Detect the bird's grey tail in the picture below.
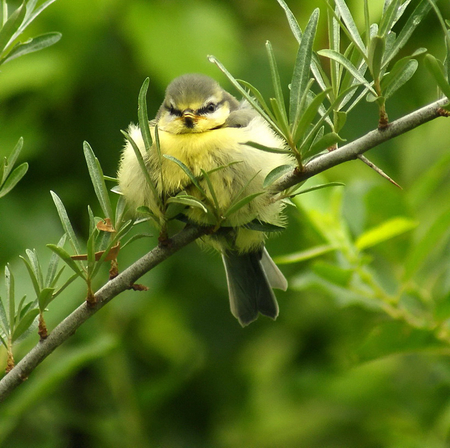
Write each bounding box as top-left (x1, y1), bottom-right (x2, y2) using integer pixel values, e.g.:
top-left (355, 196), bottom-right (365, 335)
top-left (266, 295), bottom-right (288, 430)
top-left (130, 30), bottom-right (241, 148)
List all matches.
top-left (221, 247), bottom-right (287, 327)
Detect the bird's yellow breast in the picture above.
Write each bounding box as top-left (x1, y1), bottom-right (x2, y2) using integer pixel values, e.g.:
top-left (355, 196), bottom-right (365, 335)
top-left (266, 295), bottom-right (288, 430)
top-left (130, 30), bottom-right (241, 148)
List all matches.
top-left (152, 127), bottom-right (243, 192)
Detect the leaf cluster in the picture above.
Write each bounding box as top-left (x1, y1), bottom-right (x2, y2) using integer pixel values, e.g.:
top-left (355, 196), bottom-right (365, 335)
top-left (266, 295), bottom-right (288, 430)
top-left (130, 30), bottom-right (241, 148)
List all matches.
top-left (0, 0), bottom-right (61, 66)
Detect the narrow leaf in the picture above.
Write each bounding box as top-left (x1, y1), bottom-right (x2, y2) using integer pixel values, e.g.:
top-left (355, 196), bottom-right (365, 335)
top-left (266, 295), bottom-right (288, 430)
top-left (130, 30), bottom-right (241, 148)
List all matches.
top-left (138, 77), bottom-right (152, 151)
top-left (368, 35), bottom-right (385, 81)
top-left (318, 49), bottom-right (376, 94)
top-left (355, 217), bottom-right (418, 251)
top-left (83, 141), bottom-right (113, 220)
top-left (309, 132), bottom-right (345, 155)
top-left (292, 88), bottom-right (330, 146)
top-left (290, 8), bottom-right (319, 124)
top-left (208, 56), bottom-right (284, 136)
top-left (236, 79), bottom-right (277, 123)
top-left (163, 154), bottom-right (205, 193)
top-left (3, 32), bottom-right (61, 63)
top-left (0, 2), bottom-right (25, 55)
top-left (244, 141), bottom-right (291, 154)
top-left (289, 182), bottom-right (345, 198)
top-left (274, 244), bottom-right (336, 264)
top-left (12, 308), bottom-right (39, 342)
top-left (200, 169), bottom-right (220, 211)
top-left (46, 244), bottom-right (85, 278)
top-left (382, 58), bottom-right (418, 99)
top-left (333, 0), bottom-right (366, 56)
top-left (243, 220), bottom-right (285, 233)
top-left (0, 296), bottom-right (9, 334)
top-left (263, 164), bottom-right (293, 188)
top-left (276, 0), bottom-right (302, 43)
top-left (424, 54), bottom-right (450, 101)
top-left (266, 40), bottom-right (288, 127)
top-left (166, 195), bottom-right (208, 213)
top-left (5, 265), bottom-right (15, 331)
top-left (50, 191), bottom-right (82, 255)
top-left (224, 192), bottom-right (263, 218)
top-left (379, 0), bottom-right (400, 37)
top-left (2, 137), bottom-right (24, 184)
top-left (21, 0), bottom-right (57, 31)
top-left (382, 0), bottom-right (432, 67)
top-left (121, 130), bottom-right (161, 208)
top-left (0, 162), bottom-right (28, 198)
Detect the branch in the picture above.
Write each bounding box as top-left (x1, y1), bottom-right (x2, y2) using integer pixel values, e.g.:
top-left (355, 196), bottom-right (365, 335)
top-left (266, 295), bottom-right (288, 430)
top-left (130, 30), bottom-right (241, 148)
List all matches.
top-left (274, 98), bottom-right (449, 191)
top-left (0, 98), bottom-right (448, 402)
top-left (0, 225), bottom-right (206, 402)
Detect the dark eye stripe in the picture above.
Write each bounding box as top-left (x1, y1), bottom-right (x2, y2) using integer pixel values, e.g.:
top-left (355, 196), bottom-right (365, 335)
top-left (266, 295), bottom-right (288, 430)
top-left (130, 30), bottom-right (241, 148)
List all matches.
top-left (166, 104), bottom-right (182, 116)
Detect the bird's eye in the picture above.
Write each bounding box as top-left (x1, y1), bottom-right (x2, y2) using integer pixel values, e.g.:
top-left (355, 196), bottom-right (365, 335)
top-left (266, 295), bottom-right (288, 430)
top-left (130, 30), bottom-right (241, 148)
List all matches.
top-left (198, 103), bottom-right (217, 115)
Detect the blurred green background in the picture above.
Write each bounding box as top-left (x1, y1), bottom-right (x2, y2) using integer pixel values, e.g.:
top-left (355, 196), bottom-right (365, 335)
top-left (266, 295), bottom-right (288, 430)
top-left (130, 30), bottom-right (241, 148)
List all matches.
top-left (1, 0), bottom-right (450, 447)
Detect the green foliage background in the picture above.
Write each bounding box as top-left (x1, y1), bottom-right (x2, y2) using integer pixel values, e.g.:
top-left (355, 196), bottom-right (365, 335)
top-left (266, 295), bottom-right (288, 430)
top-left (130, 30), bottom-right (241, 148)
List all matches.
top-left (1, 0), bottom-right (450, 446)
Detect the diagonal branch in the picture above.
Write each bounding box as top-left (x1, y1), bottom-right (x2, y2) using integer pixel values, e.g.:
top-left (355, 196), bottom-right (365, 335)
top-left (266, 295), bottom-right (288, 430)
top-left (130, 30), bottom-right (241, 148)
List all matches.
top-left (0, 225), bottom-right (206, 402)
top-left (0, 98), bottom-right (448, 402)
top-left (273, 98), bottom-right (449, 191)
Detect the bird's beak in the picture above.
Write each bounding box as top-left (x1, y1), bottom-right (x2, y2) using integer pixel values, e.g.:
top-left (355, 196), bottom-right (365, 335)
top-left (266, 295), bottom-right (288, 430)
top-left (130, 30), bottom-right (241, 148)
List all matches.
top-left (181, 109), bottom-right (196, 129)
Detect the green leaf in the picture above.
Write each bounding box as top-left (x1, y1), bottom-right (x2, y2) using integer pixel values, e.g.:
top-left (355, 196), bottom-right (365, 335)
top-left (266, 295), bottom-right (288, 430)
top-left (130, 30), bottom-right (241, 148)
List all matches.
top-left (2, 137), bottom-right (24, 185)
top-left (263, 164), bottom-right (293, 188)
top-left (19, 250), bottom-right (42, 297)
top-left (383, 58), bottom-right (418, 99)
top-left (368, 35), bottom-right (385, 81)
top-left (20, 0), bottom-right (57, 32)
top-left (289, 182), bottom-right (345, 198)
top-left (236, 79), bottom-right (276, 123)
top-left (290, 8), bottom-right (319, 125)
top-left (208, 56), bottom-right (284, 136)
top-left (424, 54), bottom-right (450, 101)
top-left (0, 296), bottom-right (9, 334)
top-left (50, 191), bottom-right (82, 255)
top-left (379, 0), bottom-right (400, 37)
top-left (318, 49), bottom-right (376, 95)
top-left (2, 32), bottom-right (61, 63)
top-left (224, 192), bottom-right (263, 218)
top-left (276, 0), bottom-right (302, 43)
top-left (333, 0), bottom-right (366, 56)
top-left (308, 132), bottom-right (345, 155)
top-left (0, 162), bottom-right (28, 198)
top-left (274, 244), bottom-right (336, 264)
top-left (37, 288), bottom-right (55, 311)
top-left (242, 141), bottom-right (291, 155)
top-left (12, 308), bottom-right (39, 342)
top-left (5, 265), bottom-right (15, 331)
top-left (355, 217), bottom-right (418, 251)
top-left (121, 129), bottom-right (161, 208)
top-left (83, 142), bottom-right (113, 220)
top-left (46, 244), bottom-right (85, 279)
top-left (0, 2), bottom-right (25, 57)
top-left (200, 169), bottom-right (220, 211)
top-left (137, 77), bottom-right (153, 151)
top-left (163, 154), bottom-right (205, 194)
top-left (266, 40), bottom-right (288, 129)
top-left (382, 0), bottom-right (432, 67)
top-left (243, 220), bottom-right (285, 233)
top-left (44, 234), bottom-right (67, 287)
top-left (166, 195), bottom-right (208, 214)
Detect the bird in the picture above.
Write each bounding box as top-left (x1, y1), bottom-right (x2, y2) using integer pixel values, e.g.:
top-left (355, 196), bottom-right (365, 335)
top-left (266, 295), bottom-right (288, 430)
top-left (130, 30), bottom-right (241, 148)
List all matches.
top-left (117, 73), bottom-right (291, 326)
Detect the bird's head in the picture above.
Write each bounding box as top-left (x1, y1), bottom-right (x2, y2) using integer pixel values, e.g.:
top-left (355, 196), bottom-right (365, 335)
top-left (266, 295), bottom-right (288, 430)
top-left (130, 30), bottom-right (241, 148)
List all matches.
top-left (156, 74), bottom-right (239, 134)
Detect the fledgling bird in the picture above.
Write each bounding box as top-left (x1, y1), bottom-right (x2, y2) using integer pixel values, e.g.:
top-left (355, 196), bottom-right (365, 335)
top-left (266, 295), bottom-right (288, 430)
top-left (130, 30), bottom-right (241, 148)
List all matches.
top-left (118, 74), bottom-right (292, 326)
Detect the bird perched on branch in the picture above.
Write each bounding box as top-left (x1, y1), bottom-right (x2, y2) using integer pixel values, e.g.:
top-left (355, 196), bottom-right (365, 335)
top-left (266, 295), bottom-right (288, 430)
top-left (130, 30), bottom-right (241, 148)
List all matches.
top-left (118, 73), bottom-right (291, 326)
